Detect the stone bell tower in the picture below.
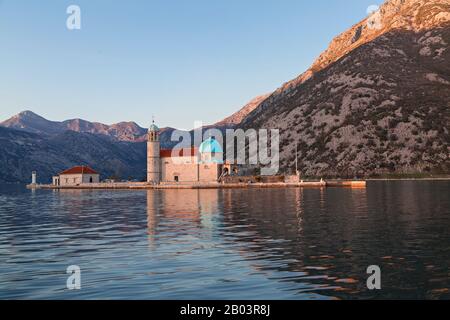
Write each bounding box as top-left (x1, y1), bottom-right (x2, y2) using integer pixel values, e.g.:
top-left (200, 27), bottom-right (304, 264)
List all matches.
top-left (147, 120), bottom-right (161, 184)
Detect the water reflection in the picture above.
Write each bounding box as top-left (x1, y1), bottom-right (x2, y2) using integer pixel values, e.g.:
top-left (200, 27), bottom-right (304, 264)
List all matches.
top-left (142, 184), bottom-right (449, 299)
top-left (0, 182), bottom-right (449, 299)
top-left (146, 189), bottom-right (221, 241)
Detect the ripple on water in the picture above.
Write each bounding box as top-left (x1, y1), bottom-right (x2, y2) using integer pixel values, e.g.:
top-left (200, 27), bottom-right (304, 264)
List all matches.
top-left (0, 182), bottom-right (449, 299)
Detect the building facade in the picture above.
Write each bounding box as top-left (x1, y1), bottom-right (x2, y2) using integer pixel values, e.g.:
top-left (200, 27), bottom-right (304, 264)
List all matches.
top-left (53, 166), bottom-right (100, 186)
top-left (147, 123), bottom-right (224, 184)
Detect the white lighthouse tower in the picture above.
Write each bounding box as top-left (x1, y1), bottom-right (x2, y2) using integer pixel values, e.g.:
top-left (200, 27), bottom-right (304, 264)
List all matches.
top-left (147, 120), bottom-right (161, 184)
top-left (31, 171), bottom-right (37, 185)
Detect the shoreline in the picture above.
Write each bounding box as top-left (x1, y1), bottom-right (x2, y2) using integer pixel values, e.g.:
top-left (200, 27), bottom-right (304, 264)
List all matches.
top-left (19, 177), bottom-right (450, 190)
top-left (27, 180), bottom-right (367, 190)
top-left (367, 178), bottom-right (450, 181)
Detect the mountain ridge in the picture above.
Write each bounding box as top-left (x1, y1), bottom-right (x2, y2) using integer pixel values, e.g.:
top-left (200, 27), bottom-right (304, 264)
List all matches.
top-left (272, 0), bottom-right (450, 98)
top-left (214, 94), bottom-right (271, 127)
top-left (239, 0), bottom-right (450, 177)
top-left (0, 110), bottom-right (149, 142)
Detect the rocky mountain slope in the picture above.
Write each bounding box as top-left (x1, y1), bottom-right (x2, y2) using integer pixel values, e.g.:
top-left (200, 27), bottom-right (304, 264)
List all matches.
top-left (273, 0), bottom-right (450, 95)
top-left (215, 94), bottom-right (270, 127)
top-left (241, 0), bottom-right (450, 177)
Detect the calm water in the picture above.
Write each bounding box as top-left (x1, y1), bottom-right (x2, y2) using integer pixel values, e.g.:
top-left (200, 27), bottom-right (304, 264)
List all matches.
top-left (0, 181), bottom-right (449, 300)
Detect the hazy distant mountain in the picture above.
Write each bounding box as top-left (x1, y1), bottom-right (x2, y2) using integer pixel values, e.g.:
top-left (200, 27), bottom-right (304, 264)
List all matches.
top-left (0, 112), bottom-right (185, 183)
top-left (0, 110), bottom-right (150, 141)
top-left (0, 111), bottom-right (64, 135)
top-left (0, 110), bottom-right (178, 144)
top-left (240, 0), bottom-right (450, 177)
top-left (61, 118), bottom-right (148, 142)
top-left (0, 126), bottom-right (147, 183)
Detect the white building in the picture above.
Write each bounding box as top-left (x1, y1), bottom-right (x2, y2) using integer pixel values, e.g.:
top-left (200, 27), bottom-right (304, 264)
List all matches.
top-left (53, 166), bottom-right (100, 186)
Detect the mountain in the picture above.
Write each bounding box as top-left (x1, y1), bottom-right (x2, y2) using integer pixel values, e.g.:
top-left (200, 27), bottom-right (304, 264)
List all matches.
top-left (0, 111), bottom-right (64, 135)
top-left (61, 118), bottom-right (148, 142)
top-left (0, 110), bottom-right (148, 141)
top-left (0, 110), bottom-right (179, 145)
top-left (215, 94), bottom-right (271, 127)
top-left (240, 0), bottom-right (450, 177)
top-left (272, 0), bottom-right (450, 96)
top-left (0, 126), bottom-right (147, 183)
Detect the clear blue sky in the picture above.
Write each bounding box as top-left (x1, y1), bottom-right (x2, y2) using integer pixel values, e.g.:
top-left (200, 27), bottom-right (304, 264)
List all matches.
top-left (0, 0), bottom-right (382, 130)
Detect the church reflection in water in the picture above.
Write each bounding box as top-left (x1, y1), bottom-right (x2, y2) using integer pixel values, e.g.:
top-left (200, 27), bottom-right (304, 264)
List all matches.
top-left (146, 188), bottom-right (311, 244)
top-left (145, 187), bottom-right (310, 252)
top-left (146, 189), bottom-right (221, 247)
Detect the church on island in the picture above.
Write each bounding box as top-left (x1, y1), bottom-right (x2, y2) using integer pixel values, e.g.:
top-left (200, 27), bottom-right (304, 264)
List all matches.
top-left (147, 121), bottom-right (227, 184)
top-left (31, 121), bottom-right (367, 189)
top-left (29, 120), bottom-right (366, 189)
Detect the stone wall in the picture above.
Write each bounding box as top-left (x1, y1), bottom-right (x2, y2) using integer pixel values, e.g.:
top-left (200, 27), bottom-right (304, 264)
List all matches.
top-left (222, 175), bottom-right (285, 184)
top-left (199, 164), bottom-right (221, 182)
top-left (162, 156), bottom-right (196, 182)
top-left (161, 157), bottom-right (221, 182)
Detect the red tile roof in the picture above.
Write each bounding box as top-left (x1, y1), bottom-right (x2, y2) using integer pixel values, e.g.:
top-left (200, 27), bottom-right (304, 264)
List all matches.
top-left (160, 147), bottom-right (198, 158)
top-left (60, 166), bottom-right (99, 175)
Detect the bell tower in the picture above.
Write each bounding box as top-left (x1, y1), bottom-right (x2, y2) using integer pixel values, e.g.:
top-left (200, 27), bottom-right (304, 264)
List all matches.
top-left (147, 119), bottom-right (161, 184)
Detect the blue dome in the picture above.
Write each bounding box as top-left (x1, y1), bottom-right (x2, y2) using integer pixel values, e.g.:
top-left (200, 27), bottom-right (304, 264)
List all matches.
top-left (199, 137), bottom-right (223, 153)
